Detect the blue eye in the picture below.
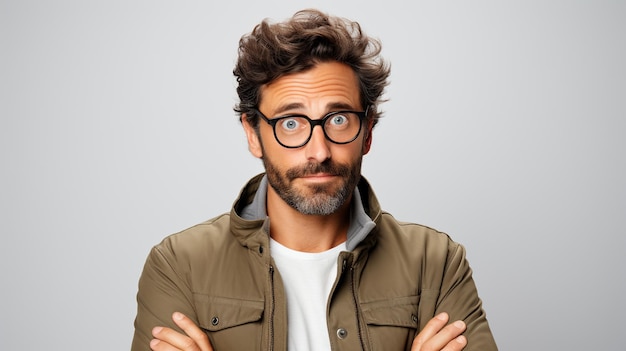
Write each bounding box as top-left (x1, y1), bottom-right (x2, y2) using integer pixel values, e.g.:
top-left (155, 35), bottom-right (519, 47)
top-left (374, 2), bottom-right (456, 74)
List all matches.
top-left (280, 118), bottom-right (300, 131)
top-left (330, 115), bottom-right (348, 126)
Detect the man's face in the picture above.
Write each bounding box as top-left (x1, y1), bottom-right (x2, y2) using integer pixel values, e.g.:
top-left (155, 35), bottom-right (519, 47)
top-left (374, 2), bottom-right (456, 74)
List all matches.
top-left (243, 61), bottom-right (373, 216)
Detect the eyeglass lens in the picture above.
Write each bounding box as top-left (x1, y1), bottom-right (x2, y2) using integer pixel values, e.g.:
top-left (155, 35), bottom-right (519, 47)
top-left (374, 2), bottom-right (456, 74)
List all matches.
top-left (274, 112), bottom-right (361, 147)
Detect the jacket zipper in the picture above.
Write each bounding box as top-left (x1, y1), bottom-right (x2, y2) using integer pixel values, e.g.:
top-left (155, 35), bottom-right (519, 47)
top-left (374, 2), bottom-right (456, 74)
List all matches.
top-left (350, 264), bottom-right (367, 350)
top-left (269, 265), bottom-right (275, 351)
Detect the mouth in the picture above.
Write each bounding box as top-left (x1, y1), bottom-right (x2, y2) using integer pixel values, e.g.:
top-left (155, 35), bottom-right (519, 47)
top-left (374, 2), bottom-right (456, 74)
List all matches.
top-left (299, 173), bottom-right (338, 182)
top-left (286, 161), bottom-right (344, 183)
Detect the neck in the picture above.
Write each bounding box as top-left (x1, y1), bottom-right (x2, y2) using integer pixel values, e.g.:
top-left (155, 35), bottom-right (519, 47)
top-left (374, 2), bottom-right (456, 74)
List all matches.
top-left (266, 187), bottom-right (352, 253)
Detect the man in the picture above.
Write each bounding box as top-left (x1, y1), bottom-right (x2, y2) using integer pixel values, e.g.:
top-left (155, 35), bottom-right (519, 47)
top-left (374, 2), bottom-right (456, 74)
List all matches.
top-left (132, 8), bottom-right (497, 351)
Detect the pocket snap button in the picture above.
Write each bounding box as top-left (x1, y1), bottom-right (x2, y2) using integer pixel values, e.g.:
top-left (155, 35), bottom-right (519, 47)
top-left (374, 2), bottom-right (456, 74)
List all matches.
top-left (336, 328), bottom-right (348, 339)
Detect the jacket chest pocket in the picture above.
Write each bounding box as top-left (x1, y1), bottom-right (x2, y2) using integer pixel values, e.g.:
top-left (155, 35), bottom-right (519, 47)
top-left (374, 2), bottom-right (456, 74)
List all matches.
top-left (194, 295), bottom-right (265, 350)
top-left (360, 295), bottom-right (420, 351)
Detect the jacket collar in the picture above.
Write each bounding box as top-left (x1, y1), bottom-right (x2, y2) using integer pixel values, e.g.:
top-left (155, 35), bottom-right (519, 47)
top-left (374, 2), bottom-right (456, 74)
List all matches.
top-left (229, 173), bottom-right (381, 251)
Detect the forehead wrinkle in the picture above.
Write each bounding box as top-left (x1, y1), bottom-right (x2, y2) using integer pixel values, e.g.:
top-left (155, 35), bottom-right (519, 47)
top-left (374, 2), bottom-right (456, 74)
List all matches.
top-left (260, 62), bottom-right (360, 116)
top-left (269, 78), bottom-right (355, 104)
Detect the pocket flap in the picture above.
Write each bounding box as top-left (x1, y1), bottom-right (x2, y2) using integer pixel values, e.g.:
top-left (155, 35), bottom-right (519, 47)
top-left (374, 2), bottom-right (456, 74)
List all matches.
top-left (360, 295), bottom-right (420, 328)
top-left (194, 295), bottom-right (264, 332)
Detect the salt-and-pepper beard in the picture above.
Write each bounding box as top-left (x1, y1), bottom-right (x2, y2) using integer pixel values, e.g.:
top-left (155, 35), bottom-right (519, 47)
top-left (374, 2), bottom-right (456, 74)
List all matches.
top-left (263, 155), bottom-right (362, 216)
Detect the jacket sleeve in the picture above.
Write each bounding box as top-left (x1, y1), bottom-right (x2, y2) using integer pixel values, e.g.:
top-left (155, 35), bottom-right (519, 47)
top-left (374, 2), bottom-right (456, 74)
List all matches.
top-left (419, 235), bottom-right (498, 351)
top-left (425, 240), bottom-right (498, 351)
top-left (131, 240), bottom-right (198, 351)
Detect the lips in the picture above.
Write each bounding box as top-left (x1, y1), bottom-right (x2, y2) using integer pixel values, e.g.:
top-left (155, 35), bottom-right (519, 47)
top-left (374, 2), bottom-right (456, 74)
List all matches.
top-left (302, 173), bottom-right (336, 178)
top-left (299, 173), bottom-right (338, 183)
top-left (286, 161), bottom-right (345, 181)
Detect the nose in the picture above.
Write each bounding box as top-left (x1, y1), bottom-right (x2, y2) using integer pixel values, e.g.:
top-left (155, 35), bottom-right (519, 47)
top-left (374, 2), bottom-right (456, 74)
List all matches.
top-left (304, 125), bottom-right (331, 162)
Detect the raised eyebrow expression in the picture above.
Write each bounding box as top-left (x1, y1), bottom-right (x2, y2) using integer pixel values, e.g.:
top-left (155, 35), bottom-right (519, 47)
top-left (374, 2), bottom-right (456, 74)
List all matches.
top-left (271, 102), bottom-right (359, 119)
top-left (278, 111), bottom-right (353, 120)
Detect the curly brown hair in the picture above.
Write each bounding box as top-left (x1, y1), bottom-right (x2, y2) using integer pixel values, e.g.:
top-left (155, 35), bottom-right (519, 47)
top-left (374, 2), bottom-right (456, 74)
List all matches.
top-left (233, 9), bottom-right (391, 128)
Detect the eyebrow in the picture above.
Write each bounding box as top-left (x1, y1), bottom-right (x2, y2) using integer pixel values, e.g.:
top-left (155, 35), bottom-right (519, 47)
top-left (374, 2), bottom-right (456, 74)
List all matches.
top-left (273, 102), bottom-right (359, 117)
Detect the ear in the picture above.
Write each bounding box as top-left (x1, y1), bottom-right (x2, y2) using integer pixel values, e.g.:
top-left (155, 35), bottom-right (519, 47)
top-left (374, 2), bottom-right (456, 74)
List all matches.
top-left (242, 114), bottom-right (263, 158)
top-left (362, 119), bottom-right (374, 155)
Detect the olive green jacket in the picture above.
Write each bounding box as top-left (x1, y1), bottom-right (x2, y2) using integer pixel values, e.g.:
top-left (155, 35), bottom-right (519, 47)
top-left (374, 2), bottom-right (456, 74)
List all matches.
top-left (132, 174), bottom-right (497, 350)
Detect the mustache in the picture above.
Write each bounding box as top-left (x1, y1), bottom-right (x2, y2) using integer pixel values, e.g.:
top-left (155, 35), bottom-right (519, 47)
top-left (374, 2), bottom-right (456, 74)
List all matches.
top-left (285, 160), bottom-right (351, 180)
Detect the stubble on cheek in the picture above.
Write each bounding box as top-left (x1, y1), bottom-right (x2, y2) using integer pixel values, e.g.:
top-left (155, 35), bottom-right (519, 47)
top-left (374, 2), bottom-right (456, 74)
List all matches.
top-left (262, 154), bottom-right (362, 215)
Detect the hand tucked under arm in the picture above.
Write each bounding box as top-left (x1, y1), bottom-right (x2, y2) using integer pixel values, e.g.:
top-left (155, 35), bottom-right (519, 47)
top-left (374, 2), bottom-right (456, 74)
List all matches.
top-left (150, 312), bottom-right (213, 351)
top-left (411, 312), bottom-right (467, 351)
top-left (150, 311), bottom-right (464, 351)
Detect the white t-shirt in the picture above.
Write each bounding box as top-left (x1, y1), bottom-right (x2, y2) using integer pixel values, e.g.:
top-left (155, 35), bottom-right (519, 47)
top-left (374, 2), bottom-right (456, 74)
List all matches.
top-left (270, 238), bottom-right (346, 351)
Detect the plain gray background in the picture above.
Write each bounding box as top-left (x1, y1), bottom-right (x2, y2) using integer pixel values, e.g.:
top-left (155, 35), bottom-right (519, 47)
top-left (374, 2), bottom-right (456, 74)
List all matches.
top-left (1, 1), bottom-right (624, 350)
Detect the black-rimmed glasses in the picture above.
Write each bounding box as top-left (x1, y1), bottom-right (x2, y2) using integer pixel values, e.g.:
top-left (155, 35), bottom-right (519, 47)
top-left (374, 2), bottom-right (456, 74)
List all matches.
top-left (253, 108), bottom-right (367, 148)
